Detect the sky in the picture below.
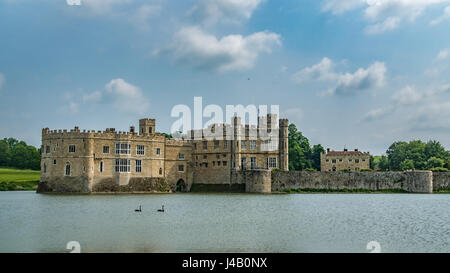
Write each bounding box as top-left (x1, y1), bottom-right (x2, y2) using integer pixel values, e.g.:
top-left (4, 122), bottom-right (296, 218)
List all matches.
top-left (0, 0), bottom-right (450, 155)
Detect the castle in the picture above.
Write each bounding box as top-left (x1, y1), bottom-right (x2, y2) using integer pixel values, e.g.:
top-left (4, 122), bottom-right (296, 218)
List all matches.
top-left (39, 115), bottom-right (288, 193)
top-left (320, 148), bottom-right (370, 172)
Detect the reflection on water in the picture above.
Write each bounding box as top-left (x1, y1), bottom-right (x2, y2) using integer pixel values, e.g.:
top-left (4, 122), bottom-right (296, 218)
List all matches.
top-left (0, 191), bottom-right (449, 253)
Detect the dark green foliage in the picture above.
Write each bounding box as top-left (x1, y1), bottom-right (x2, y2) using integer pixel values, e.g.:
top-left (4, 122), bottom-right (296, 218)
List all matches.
top-left (0, 138), bottom-right (41, 170)
top-left (288, 124), bottom-right (324, 171)
top-left (430, 167), bottom-right (449, 172)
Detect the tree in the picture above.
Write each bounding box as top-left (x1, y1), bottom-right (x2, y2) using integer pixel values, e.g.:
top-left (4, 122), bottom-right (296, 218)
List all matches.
top-left (287, 124), bottom-right (322, 171)
top-left (426, 157), bottom-right (445, 169)
top-left (311, 144), bottom-right (325, 170)
top-left (0, 139), bottom-right (11, 166)
top-left (0, 137), bottom-right (40, 170)
top-left (378, 156), bottom-right (390, 171)
top-left (399, 159), bottom-right (414, 171)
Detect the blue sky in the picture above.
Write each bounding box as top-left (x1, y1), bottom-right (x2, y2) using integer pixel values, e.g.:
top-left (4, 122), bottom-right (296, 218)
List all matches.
top-left (1, 0), bottom-right (450, 154)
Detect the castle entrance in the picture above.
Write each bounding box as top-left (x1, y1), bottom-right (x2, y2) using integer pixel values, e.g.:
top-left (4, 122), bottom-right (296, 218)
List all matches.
top-left (176, 179), bottom-right (187, 192)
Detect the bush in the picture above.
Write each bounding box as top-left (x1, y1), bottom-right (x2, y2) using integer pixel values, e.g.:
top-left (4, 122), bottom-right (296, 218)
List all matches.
top-left (360, 169), bottom-right (373, 172)
top-left (430, 167), bottom-right (449, 172)
top-left (304, 168), bottom-right (317, 172)
top-left (339, 169), bottom-right (351, 172)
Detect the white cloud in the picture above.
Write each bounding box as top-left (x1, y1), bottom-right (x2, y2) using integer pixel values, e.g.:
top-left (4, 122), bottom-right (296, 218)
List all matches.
top-left (161, 26), bottom-right (281, 72)
top-left (83, 78), bottom-right (150, 114)
top-left (430, 5), bottom-right (450, 25)
top-left (81, 0), bottom-right (132, 15)
top-left (436, 49), bottom-right (449, 61)
top-left (323, 0), bottom-right (450, 34)
top-left (363, 107), bottom-right (391, 121)
top-left (0, 73), bottom-right (5, 90)
top-left (189, 0), bottom-right (263, 25)
top-left (130, 4), bottom-right (161, 31)
top-left (413, 101), bottom-right (450, 131)
top-left (391, 86), bottom-right (423, 105)
top-left (293, 58), bottom-right (386, 96)
top-left (365, 17), bottom-right (400, 34)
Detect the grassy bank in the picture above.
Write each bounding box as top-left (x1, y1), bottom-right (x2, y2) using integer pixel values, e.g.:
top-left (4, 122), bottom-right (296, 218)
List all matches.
top-left (0, 168), bottom-right (40, 191)
top-left (282, 188), bottom-right (409, 194)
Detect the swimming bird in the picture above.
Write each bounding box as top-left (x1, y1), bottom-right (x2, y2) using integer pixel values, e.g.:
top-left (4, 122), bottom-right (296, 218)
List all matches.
top-left (135, 205), bottom-right (142, 212)
top-left (157, 205), bottom-right (164, 212)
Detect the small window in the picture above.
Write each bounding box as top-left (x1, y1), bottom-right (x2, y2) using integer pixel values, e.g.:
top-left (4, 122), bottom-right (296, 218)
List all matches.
top-left (159, 168), bottom-right (162, 175)
top-left (250, 140), bottom-right (256, 150)
top-left (224, 140), bottom-right (228, 149)
top-left (332, 159), bottom-right (336, 163)
top-left (203, 155), bottom-right (207, 159)
top-left (193, 143), bottom-right (197, 150)
top-left (43, 163), bottom-right (47, 173)
top-left (214, 140), bottom-right (219, 149)
top-left (178, 165), bottom-right (185, 172)
top-left (326, 159), bottom-right (329, 162)
top-left (135, 160), bottom-right (142, 173)
top-left (103, 146), bottom-right (110, 154)
top-left (213, 161), bottom-right (216, 166)
top-left (250, 157), bottom-right (256, 169)
top-left (349, 159), bottom-right (352, 162)
top-left (339, 159), bottom-right (343, 162)
top-left (241, 157), bottom-right (247, 170)
top-left (100, 161), bottom-right (104, 173)
top-left (46, 146), bottom-right (50, 154)
top-left (202, 141), bottom-right (208, 150)
top-left (149, 127), bottom-right (153, 134)
top-left (223, 161), bottom-right (227, 166)
top-left (178, 153), bottom-right (185, 159)
top-left (53, 160), bottom-right (56, 165)
top-left (136, 145), bottom-right (145, 155)
top-left (115, 159), bottom-right (130, 173)
top-left (268, 157), bottom-right (277, 169)
top-left (241, 141), bottom-right (247, 150)
top-left (216, 154), bottom-right (220, 159)
top-left (69, 145), bottom-right (76, 153)
top-left (115, 143), bottom-right (130, 155)
top-left (65, 163), bottom-right (71, 176)
top-left (156, 148), bottom-right (161, 155)
top-left (217, 161), bottom-right (221, 166)
top-left (355, 159), bottom-right (360, 163)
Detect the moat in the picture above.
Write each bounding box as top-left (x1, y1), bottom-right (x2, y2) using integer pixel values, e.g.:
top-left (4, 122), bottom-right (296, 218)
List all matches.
top-left (0, 191), bottom-right (449, 253)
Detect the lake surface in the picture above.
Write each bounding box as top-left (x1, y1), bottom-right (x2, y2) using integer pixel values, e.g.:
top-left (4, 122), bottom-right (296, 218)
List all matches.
top-left (0, 191), bottom-right (449, 253)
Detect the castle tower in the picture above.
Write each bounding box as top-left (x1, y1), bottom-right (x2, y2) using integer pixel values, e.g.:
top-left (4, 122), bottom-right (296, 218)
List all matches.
top-left (139, 118), bottom-right (155, 136)
top-left (279, 119), bottom-right (289, 171)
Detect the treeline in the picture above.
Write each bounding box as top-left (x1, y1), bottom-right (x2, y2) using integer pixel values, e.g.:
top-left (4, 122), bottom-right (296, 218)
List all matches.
top-left (0, 138), bottom-right (41, 170)
top-left (372, 140), bottom-right (450, 171)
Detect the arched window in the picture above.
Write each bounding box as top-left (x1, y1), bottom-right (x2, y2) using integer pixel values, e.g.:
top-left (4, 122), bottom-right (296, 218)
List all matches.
top-left (159, 168), bottom-right (162, 175)
top-left (100, 161), bottom-right (104, 173)
top-left (65, 163), bottom-right (71, 176)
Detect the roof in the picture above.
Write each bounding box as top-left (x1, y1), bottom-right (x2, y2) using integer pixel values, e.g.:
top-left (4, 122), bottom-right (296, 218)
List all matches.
top-left (325, 151), bottom-right (368, 156)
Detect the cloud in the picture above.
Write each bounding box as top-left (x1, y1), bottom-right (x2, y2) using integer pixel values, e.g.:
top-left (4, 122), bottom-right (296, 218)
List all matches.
top-left (365, 17), bottom-right (400, 34)
top-left (430, 5), bottom-right (450, 25)
top-left (160, 26), bottom-right (281, 72)
top-left (189, 0), bottom-right (263, 25)
top-left (391, 86), bottom-right (423, 105)
top-left (413, 101), bottom-right (450, 131)
top-left (323, 0), bottom-right (450, 34)
top-left (81, 0), bottom-right (132, 15)
top-left (83, 78), bottom-right (150, 114)
top-left (0, 73), bottom-right (5, 90)
top-left (362, 107), bottom-right (392, 121)
top-left (293, 58), bottom-right (386, 96)
top-left (436, 49), bottom-right (449, 61)
top-left (130, 4), bottom-right (161, 31)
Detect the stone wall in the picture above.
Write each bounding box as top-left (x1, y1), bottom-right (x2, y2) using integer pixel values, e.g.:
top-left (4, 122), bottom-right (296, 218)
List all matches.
top-left (271, 171), bottom-right (433, 193)
top-left (231, 170), bottom-right (271, 193)
top-left (432, 172), bottom-right (450, 191)
top-left (37, 176), bottom-right (90, 193)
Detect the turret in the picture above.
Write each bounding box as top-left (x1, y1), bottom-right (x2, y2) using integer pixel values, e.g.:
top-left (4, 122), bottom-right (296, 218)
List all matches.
top-left (279, 119), bottom-right (289, 171)
top-left (139, 118), bottom-right (156, 136)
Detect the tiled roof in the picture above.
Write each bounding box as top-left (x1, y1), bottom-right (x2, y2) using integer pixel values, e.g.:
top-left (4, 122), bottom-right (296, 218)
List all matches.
top-left (325, 151), bottom-right (366, 156)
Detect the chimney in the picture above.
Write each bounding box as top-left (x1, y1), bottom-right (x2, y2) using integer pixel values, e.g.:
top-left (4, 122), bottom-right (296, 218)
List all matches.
top-left (344, 148), bottom-right (348, 152)
top-left (130, 126), bottom-right (135, 133)
top-left (327, 148), bottom-right (330, 153)
top-left (354, 148), bottom-right (358, 152)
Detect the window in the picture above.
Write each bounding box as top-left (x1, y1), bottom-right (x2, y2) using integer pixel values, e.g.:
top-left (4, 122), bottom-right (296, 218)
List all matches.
top-left (159, 168), bottom-right (163, 175)
top-left (149, 127), bottom-right (153, 134)
top-left (103, 146), bottom-right (110, 154)
top-left (43, 163), bottom-right (47, 173)
top-left (251, 157), bottom-right (256, 169)
top-left (224, 140), bottom-right (228, 149)
top-left (115, 143), bottom-right (130, 155)
top-left (262, 140), bottom-right (278, 151)
top-left (349, 159), bottom-right (352, 162)
top-left (217, 161), bottom-right (221, 166)
top-left (69, 145), bottom-right (76, 153)
top-left (136, 145), bottom-right (145, 155)
top-left (241, 141), bottom-right (247, 150)
top-left (178, 153), bottom-right (185, 159)
top-left (223, 161), bottom-right (227, 166)
top-left (355, 159), bottom-right (360, 163)
top-left (156, 148), bottom-right (161, 155)
top-left (214, 140), bottom-right (219, 149)
top-left (53, 160), bottom-right (56, 165)
top-left (135, 160), bottom-right (142, 173)
top-left (178, 165), bottom-right (185, 172)
top-left (216, 154), bottom-right (220, 159)
top-left (268, 157), bottom-right (277, 169)
top-left (100, 161), bottom-right (104, 173)
top-left (65, 163), bottom-right (71, 176)
top-left (339, 159), bottom-right (343, 162)
top-left (203, 155), bottom-right (207, 159)
top-left (332, 159), bottom-right (336, 163)
top-left (213, 161), bottom-right (216, 166)
top-left (250, 140), bottom-right (257, 150)
top-left (115, 159), bottom-right (131, 173)
top-left (194, 143), bottom-right (197, 150)
top-left (203, 141), bottom-right (208, 150)
top-left (241, 157), bottom-right (247, 170)
top-left (46, 145), bottom-right (50, 154)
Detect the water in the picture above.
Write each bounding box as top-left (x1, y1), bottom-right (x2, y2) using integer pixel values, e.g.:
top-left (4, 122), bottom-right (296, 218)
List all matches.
top-left (0, 191), bottom-right (449, 253)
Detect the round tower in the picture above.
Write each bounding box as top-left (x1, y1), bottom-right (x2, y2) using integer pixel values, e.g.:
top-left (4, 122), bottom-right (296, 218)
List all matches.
top-left (279, 119), bottom-right (289, 171)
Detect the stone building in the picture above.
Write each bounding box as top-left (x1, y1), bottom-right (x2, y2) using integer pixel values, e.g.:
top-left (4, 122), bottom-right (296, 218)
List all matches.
top-left (320, 148), bottom-right (370, 172)
top-left (39, 115), bottom-right (288, 193)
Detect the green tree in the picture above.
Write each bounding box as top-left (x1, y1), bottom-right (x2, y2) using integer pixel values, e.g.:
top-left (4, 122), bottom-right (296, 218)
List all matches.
top-left (426, 157), bottom-right (445, 169)
top-left (288, 124), bottom-right (316, 171)
top-left (311, 144), bottom-right (325, 170)
top-left (378, 156), bottom-right (390, 171)
top-left (399, 159), bottom-right (414, 171)
top-left (0, 139), bottom-right (11, 166)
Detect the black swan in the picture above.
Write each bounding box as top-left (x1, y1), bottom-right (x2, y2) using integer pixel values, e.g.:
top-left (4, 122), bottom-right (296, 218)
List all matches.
top-left (135, 205), bottom-right (142, 212)
top-left (157, 205), bottom-right (164, 212)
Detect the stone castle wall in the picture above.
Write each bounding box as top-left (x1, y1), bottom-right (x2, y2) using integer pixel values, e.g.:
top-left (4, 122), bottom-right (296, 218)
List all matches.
top-left (271, 171), bottom-right (434, 193)
top-left (432, 172), bottom-right (450, 191)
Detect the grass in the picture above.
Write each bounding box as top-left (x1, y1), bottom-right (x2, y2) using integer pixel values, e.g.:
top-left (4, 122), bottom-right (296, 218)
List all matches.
top-left (0, 168), bottom-right (40, 191)
top-left (282, 188), bottom-right (409, 194)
